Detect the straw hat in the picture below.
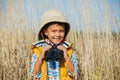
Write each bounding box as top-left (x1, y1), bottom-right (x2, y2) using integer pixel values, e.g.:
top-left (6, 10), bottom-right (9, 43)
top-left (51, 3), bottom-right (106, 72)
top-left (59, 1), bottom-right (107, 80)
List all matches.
top-left (38, 9), bottom-right (70, 40)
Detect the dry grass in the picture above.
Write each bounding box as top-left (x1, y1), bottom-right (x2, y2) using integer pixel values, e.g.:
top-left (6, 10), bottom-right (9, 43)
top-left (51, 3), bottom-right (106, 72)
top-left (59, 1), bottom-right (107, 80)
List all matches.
top-left (0, 0), bottom-right (120, 80)
top-left (67, 31), bottom-right (120, 80)
top-left (0, 24), bottom-right (120, 80)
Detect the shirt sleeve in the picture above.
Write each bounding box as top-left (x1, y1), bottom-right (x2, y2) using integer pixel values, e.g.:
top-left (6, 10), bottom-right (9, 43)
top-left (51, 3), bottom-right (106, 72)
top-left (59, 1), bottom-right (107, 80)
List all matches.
top-left (30, 53), bottom-right (41, 78)
top-left (68, 51), bottom-right (79, 79)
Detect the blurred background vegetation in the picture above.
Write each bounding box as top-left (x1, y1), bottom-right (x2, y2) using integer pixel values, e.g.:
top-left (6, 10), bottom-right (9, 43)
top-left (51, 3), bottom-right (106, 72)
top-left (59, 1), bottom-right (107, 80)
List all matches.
top-left (0, 0), bottom-right (120, 80)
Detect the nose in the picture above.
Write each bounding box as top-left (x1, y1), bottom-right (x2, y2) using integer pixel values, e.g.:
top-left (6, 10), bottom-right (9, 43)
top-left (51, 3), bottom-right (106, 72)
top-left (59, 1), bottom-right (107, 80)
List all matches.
top-left (56, 31), bottom-right (60, 36)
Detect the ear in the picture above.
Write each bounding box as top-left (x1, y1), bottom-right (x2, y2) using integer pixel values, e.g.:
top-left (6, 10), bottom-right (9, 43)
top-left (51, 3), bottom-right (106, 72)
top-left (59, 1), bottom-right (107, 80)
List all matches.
top-left (45, 32), bottom-right (48, 36)
top-left (44, 30), bottom-right (48, 36)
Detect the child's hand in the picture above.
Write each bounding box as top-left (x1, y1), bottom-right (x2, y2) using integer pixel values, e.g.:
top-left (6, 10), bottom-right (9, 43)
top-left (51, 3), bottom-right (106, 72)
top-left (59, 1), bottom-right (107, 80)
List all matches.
top-left (57, 45), bottom-right (68, 59)
top-left (39, 45), bottom-right (51, 60)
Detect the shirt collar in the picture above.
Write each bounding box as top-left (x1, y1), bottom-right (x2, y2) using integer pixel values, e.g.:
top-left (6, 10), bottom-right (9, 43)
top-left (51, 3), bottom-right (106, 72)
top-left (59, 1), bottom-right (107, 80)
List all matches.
top-left (32, 39), bottom-right (72, 49)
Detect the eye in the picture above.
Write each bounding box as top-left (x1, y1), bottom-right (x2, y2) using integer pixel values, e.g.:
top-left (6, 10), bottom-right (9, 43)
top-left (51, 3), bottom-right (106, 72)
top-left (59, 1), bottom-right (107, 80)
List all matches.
top-left (51, 30), bottom-right (56, 32)
top-left (60, 30), bottom-right (65, 32)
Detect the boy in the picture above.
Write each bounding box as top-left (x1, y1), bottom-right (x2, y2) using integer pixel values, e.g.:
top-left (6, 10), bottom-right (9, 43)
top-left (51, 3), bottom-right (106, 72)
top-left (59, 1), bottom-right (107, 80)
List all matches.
top-left (30, 9), bottom-right (78, 80)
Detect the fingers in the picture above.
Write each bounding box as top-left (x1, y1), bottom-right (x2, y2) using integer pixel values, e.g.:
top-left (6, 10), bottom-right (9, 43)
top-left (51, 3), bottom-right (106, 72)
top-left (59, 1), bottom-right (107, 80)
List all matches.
top-left (40, 45), bottom-right (52, 59)
top-left (57, 45), bottom-right (66, 51)
top-left (57, 45), bottom-right (69, 58)
top-left (43, 45), bottom-right (51, 51)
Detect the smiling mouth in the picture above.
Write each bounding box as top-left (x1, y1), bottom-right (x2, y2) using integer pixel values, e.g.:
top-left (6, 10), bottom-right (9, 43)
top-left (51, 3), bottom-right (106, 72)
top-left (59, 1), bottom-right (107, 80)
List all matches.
top-left (53, 37), bottom-right (61, 39)
top-left (54, 37), bottom-right (63, 40)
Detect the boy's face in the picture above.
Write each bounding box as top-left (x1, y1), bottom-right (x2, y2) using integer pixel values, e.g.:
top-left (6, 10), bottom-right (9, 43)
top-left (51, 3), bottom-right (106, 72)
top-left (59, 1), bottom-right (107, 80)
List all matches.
top-left (44, 24), bottom-right (65, 44)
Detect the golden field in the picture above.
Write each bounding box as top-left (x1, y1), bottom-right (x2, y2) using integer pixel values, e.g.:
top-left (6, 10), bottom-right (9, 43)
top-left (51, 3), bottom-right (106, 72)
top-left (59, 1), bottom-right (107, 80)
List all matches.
top-left (0, 0), bottom-right (120, 80)
top-left (0, 25), bottom-right (120, 80)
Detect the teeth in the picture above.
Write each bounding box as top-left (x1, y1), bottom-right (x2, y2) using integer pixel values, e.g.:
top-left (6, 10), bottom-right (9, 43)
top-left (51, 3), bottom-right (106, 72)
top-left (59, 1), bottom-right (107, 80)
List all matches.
top-left (54, 38), bottom-right (59, 39)
top-left (55, 38), bottom-right (60, 39)
top-left (54, 37), bottom-right (60, 39)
